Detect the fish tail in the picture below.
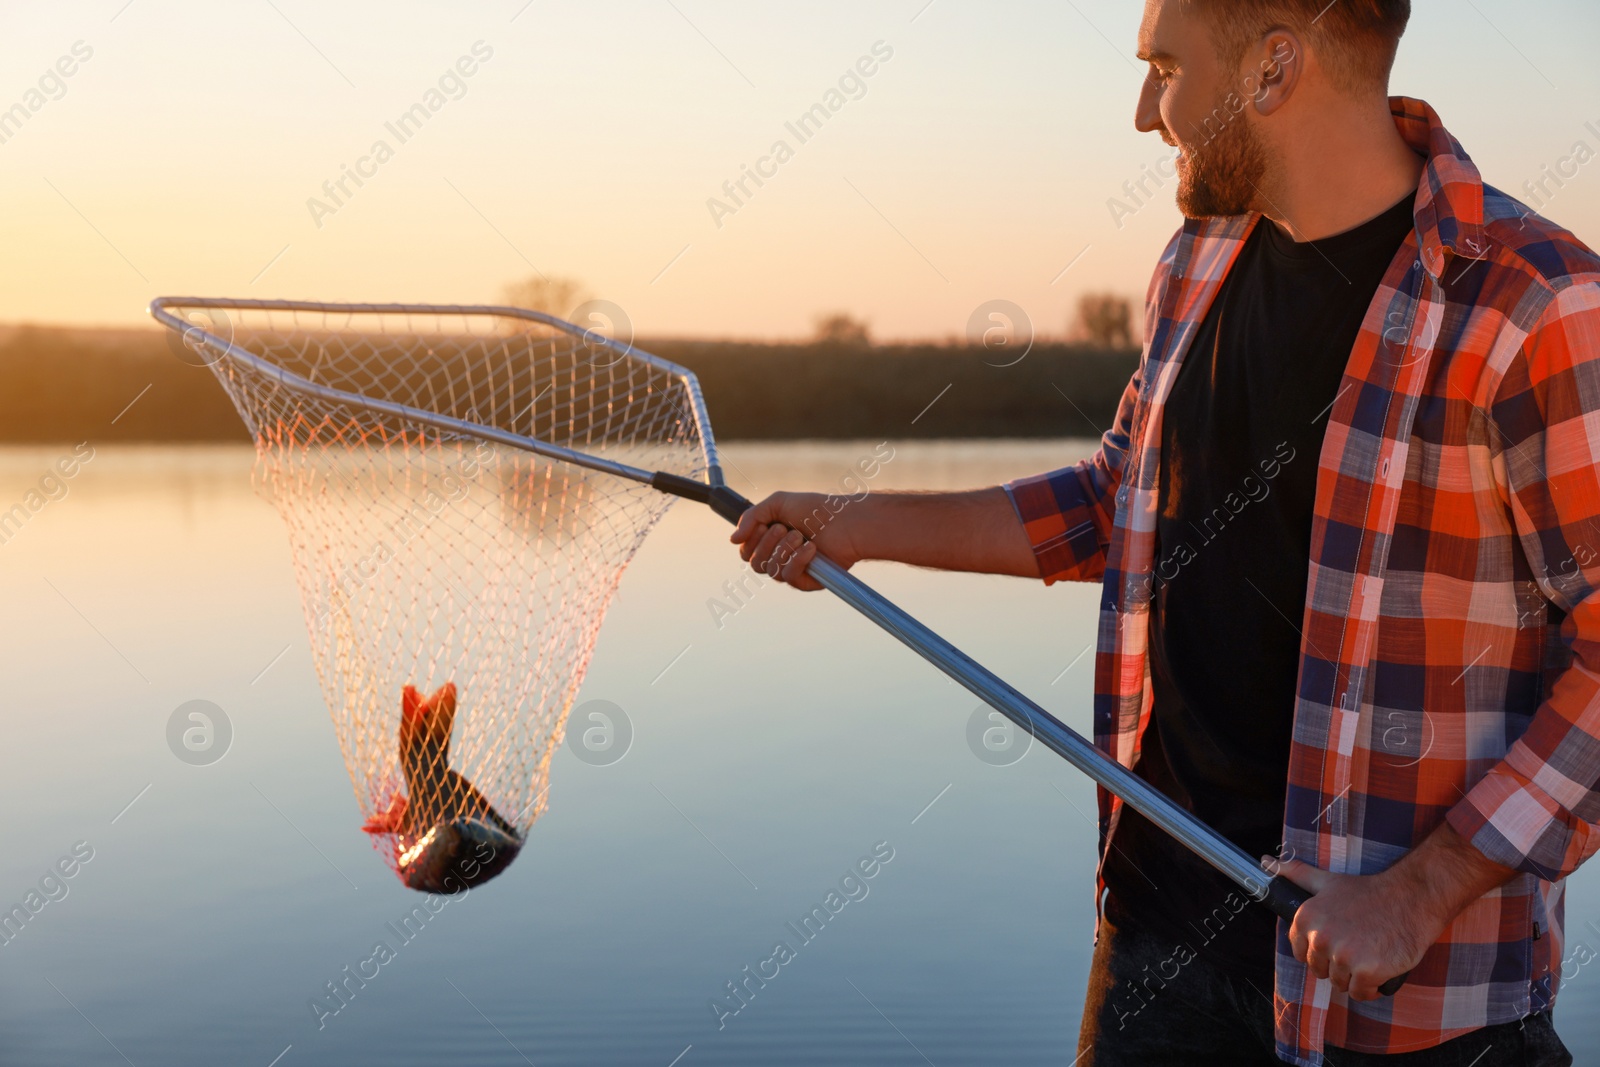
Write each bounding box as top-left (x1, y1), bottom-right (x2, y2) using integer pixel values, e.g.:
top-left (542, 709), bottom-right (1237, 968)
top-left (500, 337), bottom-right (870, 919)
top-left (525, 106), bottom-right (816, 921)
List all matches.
top-left (416, 682), bottom-right (457, 750)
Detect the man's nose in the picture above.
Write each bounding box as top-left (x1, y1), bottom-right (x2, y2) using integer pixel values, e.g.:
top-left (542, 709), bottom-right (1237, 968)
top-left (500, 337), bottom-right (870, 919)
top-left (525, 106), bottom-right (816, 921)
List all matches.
top-left (1135, 73), bottom-right (1163, 134)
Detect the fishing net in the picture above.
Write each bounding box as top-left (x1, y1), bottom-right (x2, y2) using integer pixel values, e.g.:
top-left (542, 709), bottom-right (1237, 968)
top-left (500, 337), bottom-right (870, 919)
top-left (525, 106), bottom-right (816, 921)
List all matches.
top-left (160, 301), bottom-right (711, 892)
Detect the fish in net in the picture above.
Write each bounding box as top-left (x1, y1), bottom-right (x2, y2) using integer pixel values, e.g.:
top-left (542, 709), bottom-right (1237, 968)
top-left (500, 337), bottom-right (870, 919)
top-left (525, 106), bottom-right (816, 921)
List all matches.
top-left (158, 300), bottom-right (709, 892)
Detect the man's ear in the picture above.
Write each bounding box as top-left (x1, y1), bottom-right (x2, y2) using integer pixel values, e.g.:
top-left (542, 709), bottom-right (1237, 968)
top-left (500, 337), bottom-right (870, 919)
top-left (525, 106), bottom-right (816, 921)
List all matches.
top-left (1245, 29), bottom-right (1303, 117)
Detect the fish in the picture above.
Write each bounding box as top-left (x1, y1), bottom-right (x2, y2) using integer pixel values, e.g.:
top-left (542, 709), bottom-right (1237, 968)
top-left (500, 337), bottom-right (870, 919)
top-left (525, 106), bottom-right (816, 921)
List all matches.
top-left (361, 682), bottom-right (523, 893)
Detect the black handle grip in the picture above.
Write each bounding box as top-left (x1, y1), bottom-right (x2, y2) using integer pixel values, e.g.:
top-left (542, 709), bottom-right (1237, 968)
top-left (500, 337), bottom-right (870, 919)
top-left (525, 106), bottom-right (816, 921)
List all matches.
top-left (1260, 875), bottom-right (1409, 996)
top-left (707, 485), bottom-right (753, 525)
top-left (648, 472), bottom-right (753, 525)
top-left (1260, 874), bottom-right (1311, 921)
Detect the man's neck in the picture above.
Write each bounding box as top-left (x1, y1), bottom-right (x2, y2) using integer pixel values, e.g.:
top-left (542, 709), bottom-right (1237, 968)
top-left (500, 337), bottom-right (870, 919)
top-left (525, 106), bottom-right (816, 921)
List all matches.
top-left (1257, 97), bottom-right (1424, 243)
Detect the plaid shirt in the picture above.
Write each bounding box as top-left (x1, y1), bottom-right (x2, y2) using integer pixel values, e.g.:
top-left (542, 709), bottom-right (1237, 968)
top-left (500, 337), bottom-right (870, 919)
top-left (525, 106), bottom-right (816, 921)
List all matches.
top-left (1008, 99), bottom-right (1600, 1065)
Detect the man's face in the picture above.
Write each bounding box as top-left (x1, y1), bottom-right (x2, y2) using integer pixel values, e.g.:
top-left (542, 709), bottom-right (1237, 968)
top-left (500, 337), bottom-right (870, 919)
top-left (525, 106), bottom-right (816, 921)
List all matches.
top-left (1135, 0), bottom-right (1267, 218)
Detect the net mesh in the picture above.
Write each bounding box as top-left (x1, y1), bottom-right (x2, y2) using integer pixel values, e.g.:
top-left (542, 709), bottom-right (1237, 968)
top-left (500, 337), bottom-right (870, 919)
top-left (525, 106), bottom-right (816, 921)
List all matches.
top-left (167, 303), bottom-right (708, 888)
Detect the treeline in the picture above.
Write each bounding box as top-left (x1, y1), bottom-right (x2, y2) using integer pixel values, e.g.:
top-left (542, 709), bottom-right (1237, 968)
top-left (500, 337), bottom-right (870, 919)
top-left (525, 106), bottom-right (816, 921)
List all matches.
top-left (647, 340), bottom-right (1133, 440)
top-left (0, 326), bottom-right (1137, 443)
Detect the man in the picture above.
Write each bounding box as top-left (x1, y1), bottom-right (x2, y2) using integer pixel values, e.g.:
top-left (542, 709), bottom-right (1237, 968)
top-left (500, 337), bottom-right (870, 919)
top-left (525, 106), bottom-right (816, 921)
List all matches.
top-left (731, 1), bottom-right (1600, 1064)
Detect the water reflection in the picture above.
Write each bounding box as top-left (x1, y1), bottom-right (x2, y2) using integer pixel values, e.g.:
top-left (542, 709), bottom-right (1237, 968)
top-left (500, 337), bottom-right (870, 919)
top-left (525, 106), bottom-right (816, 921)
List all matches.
top-left (0, 442), bottom-right (1593, 1065)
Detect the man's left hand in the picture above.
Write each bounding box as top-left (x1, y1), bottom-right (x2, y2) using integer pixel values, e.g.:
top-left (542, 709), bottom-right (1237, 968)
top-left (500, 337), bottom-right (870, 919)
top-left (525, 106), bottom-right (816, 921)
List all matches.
top-left (1267, 857), bottom-right (1435, 1000)
top-left (1265, 824), bottom-right (1517, 1001)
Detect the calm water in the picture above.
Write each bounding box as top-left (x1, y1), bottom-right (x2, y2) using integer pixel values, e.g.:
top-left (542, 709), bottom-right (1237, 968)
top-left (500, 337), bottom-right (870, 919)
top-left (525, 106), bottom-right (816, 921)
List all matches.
top-left (1, 442), bottom-right (1596, 1066)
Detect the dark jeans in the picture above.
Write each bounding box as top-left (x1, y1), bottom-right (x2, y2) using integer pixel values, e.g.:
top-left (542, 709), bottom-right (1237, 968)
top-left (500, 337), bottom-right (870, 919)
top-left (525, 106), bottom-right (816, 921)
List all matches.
top-left (1078, 909), bottom-right (1572, 1066)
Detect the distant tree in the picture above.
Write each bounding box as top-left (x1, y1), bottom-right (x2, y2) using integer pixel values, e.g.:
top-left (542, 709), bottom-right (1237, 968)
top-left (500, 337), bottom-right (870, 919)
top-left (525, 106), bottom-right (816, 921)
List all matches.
top-left (1071, 293), bottom-right (1137, 349)
top-left (811, 313), bottom-right (872, 348)
top-left (501, 275), bottom-right (588, 318)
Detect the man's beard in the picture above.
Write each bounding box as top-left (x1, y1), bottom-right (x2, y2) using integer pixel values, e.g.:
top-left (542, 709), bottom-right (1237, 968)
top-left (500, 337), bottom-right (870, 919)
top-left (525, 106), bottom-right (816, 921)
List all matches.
top-left (1172, 102), bottom-right (1269, 218)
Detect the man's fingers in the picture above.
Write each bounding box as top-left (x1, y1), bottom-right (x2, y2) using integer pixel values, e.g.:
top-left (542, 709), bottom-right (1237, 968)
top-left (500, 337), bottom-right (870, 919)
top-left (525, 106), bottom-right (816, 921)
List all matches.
top-left (750, 524), bottom-right (791, 574)
top-left (1304, 936), bottom-right (1332, 980)
top-left (771, 530), bottom-right (805, 581)
top-left (738, 523), bottom-right (769, 563)
top-left (748, 526), bottom-right (822, 590)
top-left (1288, 913), bottom-right (1311, 965)
top-left (779, 539), bottom-right (816, 585)
top-left (1348, 977), bottom-right (1383, 1002)
top-left (729, 492), bottom-right (830, 590)
top-left (1327, 956), bottom-right (1353, 993)
top-left (730, 494), bottom-right (784, 545)
top-left (731, 507), bottom-right (767, 545)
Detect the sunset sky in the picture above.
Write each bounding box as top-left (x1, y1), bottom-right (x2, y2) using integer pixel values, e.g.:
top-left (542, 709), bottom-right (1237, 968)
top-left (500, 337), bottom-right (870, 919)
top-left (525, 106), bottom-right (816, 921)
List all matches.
top-left (2, 0), bottom-right (1596, 340)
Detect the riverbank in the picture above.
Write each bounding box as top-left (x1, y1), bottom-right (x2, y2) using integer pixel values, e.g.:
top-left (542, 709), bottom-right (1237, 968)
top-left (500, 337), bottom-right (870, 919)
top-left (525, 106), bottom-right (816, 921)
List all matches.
top-left (0, 325), bottom-right (1137, 442)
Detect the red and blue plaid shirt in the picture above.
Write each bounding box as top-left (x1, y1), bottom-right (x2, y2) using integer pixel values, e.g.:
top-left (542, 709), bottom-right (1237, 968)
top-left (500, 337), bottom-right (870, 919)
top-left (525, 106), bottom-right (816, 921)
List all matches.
top-left (1008, 99), bottom-right (1600, 1065)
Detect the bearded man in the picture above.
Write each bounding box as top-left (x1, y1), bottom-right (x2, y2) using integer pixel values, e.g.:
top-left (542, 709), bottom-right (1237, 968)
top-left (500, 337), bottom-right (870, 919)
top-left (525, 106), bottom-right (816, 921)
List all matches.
top-left (732, 1), bottom-right (1598, 1063)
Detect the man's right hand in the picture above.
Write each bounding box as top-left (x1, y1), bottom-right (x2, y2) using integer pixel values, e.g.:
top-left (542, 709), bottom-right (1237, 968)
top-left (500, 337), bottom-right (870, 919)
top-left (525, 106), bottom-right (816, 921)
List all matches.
top-left (729, 485), bottom-right (1041, 590)
top-left (729, 492), bottom-right (859, 592)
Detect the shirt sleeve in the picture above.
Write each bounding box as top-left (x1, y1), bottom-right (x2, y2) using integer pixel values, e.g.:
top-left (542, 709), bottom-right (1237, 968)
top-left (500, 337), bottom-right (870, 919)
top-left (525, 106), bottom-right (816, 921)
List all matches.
top-left (1447, 280), bottom-right (1600, 880)
top-left (1004, 359), bottom-right (1142, 585)
top-left (1005, 228), bottom-right (1179, 586)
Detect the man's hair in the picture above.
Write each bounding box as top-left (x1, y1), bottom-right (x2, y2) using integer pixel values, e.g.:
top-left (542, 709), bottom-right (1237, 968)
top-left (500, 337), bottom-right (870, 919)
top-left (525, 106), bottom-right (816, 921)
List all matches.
top-left (1185, 0), bottom-right (1411, 94)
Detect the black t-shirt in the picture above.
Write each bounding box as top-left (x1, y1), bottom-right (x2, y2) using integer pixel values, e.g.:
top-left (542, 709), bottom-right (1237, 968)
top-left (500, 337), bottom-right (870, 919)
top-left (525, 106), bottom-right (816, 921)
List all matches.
top-left (1100, 194), bottom-right (1417, 977)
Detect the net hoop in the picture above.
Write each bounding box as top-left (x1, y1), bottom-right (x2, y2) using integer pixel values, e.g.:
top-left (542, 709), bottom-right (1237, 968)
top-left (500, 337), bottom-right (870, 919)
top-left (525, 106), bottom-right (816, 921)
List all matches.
top-left (151, 297), bottom-right (720, 887)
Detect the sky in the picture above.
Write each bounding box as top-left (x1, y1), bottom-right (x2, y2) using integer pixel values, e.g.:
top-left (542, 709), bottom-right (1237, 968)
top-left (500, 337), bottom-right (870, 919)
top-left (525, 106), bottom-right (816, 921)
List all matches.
top-left (1, 0), bottom-right (1597, 340)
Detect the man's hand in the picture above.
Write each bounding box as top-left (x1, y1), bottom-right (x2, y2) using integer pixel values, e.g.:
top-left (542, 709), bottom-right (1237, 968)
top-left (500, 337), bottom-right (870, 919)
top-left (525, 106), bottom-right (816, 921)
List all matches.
top-left (730, 492), bottom-right (861, 592)
top-left (729, 485), bottom-right (1042, 589)
top-left (1267, 857), bottom-right (1436, 1001)
top-left (1266, 823), bottom-right (1516, 1001)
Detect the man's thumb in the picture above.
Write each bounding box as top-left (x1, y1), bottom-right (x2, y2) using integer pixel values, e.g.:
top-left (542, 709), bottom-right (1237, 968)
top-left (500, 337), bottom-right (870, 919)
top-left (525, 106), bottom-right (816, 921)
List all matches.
top-left (1263, 855), bottom-right (1331, 894)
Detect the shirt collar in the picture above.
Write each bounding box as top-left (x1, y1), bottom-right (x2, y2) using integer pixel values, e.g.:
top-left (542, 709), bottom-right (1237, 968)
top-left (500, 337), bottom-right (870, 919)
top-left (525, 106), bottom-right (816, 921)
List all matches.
top-left (1175, 97), bottom-right (1486, 283)
top-left (1391, 96), bottom-right (1487, 280)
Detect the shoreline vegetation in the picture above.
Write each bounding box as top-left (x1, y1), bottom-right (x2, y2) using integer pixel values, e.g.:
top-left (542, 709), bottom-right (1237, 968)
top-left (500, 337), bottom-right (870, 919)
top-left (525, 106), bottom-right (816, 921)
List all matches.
top-left (0, 325), bottom-right (1138, 443)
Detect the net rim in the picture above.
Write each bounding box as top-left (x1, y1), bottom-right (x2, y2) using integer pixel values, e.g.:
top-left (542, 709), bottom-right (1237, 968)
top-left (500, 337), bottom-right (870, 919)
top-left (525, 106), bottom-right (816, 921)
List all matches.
top-left (147, 296), bottom-right (724, 489)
